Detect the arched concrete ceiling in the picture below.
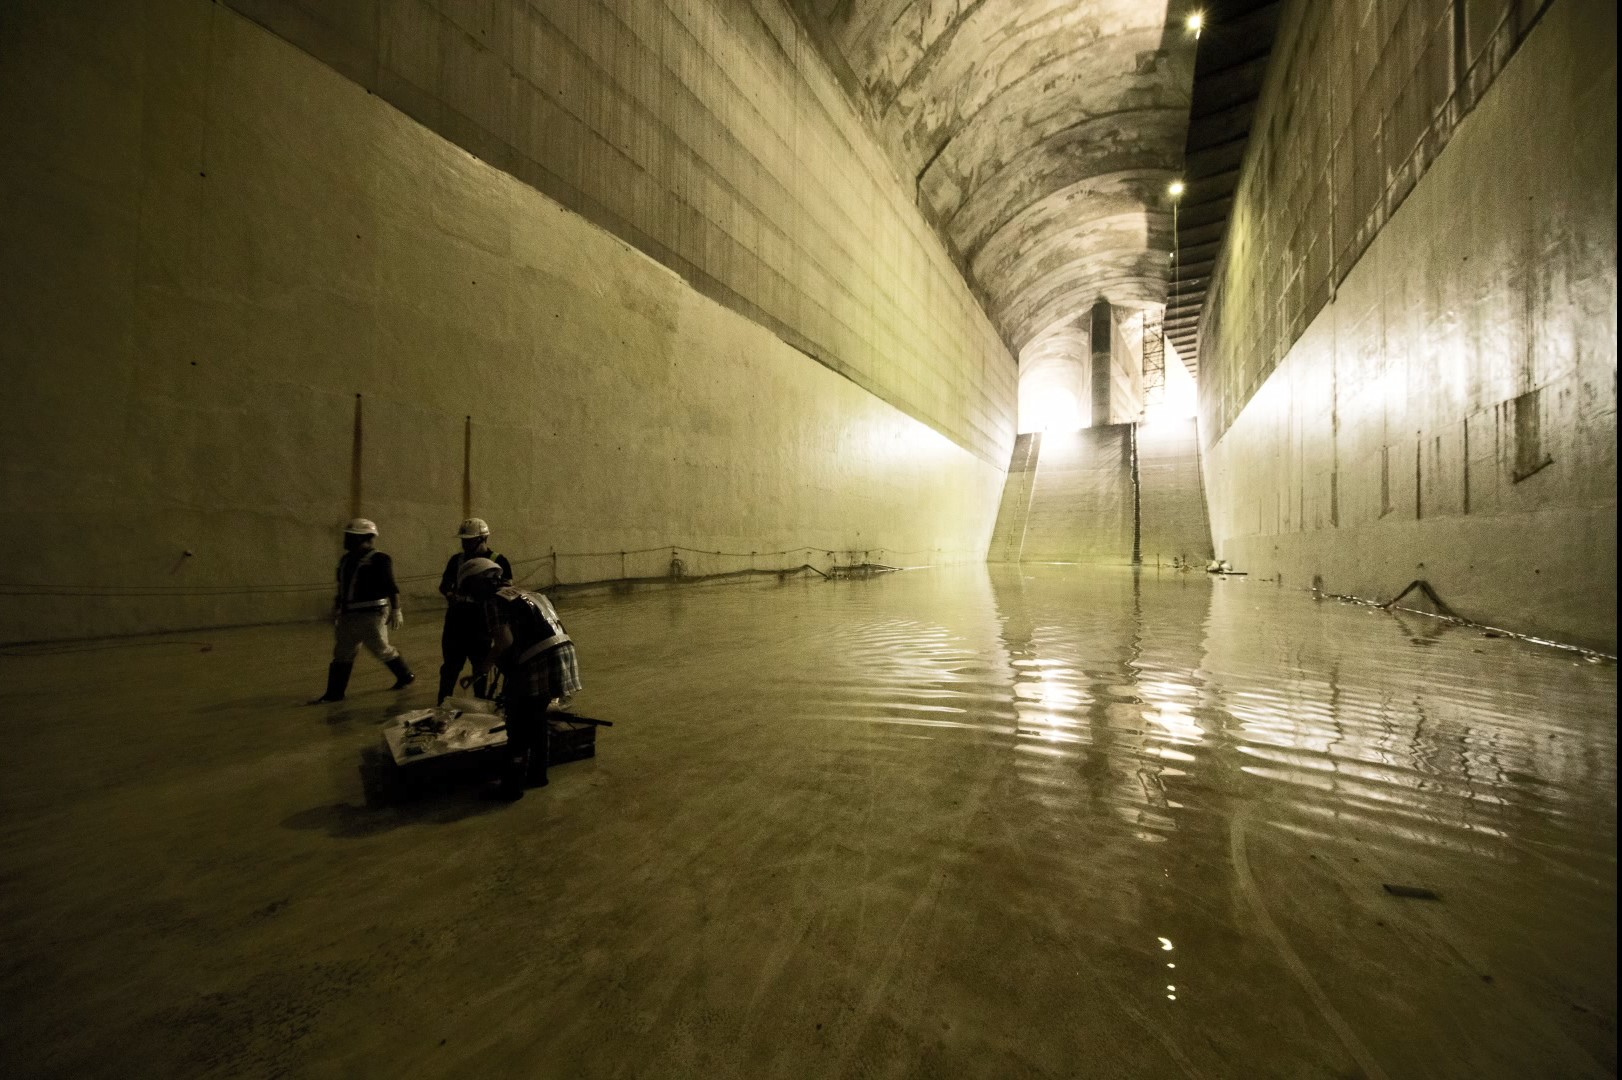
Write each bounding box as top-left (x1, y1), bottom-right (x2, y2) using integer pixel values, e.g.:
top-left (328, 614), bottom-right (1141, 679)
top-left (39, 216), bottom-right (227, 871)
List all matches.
top-left (791, 0), bottom-right (1197, 354)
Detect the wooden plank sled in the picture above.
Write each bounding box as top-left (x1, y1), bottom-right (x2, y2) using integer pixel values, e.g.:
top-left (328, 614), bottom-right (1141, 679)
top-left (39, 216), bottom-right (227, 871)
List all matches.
top-left (383, 705), bottom-right (613, 768)
top-left (383, 705), bottom-right (507, 768)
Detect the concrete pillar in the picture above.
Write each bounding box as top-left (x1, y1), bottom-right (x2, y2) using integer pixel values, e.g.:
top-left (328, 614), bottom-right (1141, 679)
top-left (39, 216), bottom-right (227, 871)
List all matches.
top-left (1089, 300), bottom-right (1113, 428)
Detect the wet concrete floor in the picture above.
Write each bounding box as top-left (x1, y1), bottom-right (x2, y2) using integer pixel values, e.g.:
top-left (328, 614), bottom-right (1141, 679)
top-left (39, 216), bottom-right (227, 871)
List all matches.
top-left (0, 565), bottom-right (1615, 1079)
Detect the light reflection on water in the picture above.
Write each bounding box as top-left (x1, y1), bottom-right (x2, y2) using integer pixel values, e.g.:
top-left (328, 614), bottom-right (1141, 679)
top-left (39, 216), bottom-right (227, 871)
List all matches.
top-left (563, 561), bottom-right (1616, 1076)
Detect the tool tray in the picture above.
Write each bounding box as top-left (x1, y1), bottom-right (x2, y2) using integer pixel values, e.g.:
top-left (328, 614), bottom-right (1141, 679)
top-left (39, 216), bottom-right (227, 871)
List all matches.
top-left (548, 714), bottom-right (598, 763)
top-left (382, 705), bottom-right (607, 769)
top-left (383, 705), bottom-right (507, 768)
top-left (363, 696), bottom-right (610, 806)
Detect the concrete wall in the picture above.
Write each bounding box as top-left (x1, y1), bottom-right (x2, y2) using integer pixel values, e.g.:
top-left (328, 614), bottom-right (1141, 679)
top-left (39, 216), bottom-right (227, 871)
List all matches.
top-left (1199, 0), bottom-right (1617, 651)
top-left (1198, 0), bottom-right (1564, 441)
top-left (217, 0), bottom-right (1016, 466)
top-left (0, 0), bottom-right (1007, 642)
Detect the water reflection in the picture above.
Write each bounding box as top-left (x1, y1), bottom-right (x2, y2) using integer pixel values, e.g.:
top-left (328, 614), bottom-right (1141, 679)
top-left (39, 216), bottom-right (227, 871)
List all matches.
top-left (990, 565), bottom-right (1215, 847)
top-left (559, 562), bottom-right (1614, 1077)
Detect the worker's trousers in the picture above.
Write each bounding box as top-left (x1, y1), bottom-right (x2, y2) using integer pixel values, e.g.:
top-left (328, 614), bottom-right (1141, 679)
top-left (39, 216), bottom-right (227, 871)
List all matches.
top-left (504, 693), bottom-right (551, 787)
top-left (439, 603), bottom-right (493, 701)
top-left (332, 610), bottom-right (399, 664)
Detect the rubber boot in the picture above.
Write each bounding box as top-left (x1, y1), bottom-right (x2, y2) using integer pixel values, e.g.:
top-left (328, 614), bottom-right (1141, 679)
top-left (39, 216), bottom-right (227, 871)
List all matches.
top-left (310, 661), bottom-right (353, 704)
top-left (386, 656), bottom-right (416, 690)
top-left (495, 738), bottom-right (530, 801)
top-left (528, 719), bottom-right (550, 789)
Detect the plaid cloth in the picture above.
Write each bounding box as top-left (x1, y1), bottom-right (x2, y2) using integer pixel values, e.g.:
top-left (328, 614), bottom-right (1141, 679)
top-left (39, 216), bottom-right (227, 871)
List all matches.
top-left (503, 640), bottom-right (581, 705)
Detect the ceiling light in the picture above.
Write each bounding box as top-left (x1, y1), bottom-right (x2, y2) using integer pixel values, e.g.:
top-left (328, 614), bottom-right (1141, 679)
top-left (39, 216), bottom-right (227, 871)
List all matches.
top-left (1168, 180), bottom-right (1185, 197)
top-left (1186, 12), bottom-right (1204, 33)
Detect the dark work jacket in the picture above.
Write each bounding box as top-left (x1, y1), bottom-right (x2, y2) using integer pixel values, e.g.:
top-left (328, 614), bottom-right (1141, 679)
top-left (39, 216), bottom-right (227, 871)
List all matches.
top-left (336, 550), bottom-right (399, 610)
top-left (440, 551), bottom-right (514, 602)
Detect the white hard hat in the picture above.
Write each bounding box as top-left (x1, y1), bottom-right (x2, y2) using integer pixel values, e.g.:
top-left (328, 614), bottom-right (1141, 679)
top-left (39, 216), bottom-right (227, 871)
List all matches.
top-left (457, 517), bottom-right (491, 539)
top-left (456, 557), bottom-right (503, 587)
top-left (344, 517), bottom-right (378, 536)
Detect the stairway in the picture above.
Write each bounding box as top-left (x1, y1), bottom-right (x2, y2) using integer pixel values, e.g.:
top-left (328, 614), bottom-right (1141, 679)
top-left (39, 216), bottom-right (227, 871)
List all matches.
top-left (987, 419), bottom-right (1212, 565)
top-left (1020, 426), bottom-right (1135, 562)
top-left (1137, 417), bottom-right (1214, 567)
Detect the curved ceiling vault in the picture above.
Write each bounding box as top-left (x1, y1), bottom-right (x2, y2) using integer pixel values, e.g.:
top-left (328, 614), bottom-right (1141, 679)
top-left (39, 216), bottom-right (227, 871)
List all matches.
top-left (791, 0), bottom-right (1200, 357)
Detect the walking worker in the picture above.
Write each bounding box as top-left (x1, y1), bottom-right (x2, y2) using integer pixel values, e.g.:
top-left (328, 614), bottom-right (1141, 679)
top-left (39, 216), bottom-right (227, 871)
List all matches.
top-left (436, 518), bottom-right (514, 704)
top-left (310, 518), bottom-right (415, 704)
top-left (457, 558), bottom-right (581, 800)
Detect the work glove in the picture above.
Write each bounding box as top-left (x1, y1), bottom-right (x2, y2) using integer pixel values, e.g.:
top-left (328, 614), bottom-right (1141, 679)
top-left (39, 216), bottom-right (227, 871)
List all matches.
top-left (388, 607), bottom-right (404, 630)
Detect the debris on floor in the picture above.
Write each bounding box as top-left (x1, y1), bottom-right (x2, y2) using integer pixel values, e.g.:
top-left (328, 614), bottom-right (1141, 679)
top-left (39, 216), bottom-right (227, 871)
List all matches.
top-left (1206, 559), bottom-right (1247, 576)
top-left (1382, 883), bottom-right (1442, 900)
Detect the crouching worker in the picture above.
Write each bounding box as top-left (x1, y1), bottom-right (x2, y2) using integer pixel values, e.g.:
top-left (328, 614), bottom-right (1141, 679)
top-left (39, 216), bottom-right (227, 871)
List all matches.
top-left (436, 517), bottom-right (513, 704)
top-left (457, 558), bottom-right (581, 800)
top-left (310, 518), bottom-right (415, 704)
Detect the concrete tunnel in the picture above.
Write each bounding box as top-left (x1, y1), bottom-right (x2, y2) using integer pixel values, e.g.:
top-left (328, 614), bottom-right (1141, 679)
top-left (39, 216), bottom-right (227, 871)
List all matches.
top-left (0, 0), bottom-right (1615, 1076)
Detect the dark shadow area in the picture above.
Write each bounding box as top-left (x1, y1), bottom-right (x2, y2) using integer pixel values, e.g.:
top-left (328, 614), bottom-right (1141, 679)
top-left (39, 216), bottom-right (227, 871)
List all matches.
top-left (193, 693), bottom-right (318, 714)
top-left (287, 709), bottom-right (608, 839)
top-left (282, 751), bottom-right (509, 839)
top-left (309, 699), bottom-right (434, 727)
top-left (1389, 608), bottom-right (1460, 647)
top-left (280, 796), bottom-right (508, 839)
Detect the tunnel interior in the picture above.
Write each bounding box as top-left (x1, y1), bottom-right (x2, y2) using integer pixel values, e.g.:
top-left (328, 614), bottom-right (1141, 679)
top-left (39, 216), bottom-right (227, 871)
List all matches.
top-left (0, 0), bottom-right (1614, 1077)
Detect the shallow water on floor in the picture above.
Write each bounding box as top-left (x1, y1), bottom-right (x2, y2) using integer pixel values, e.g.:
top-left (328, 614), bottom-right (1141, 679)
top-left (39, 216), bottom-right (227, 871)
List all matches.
top-left (569, 562), bottom-right (1615, 863)
top-left (557, 563), bottom-right (1618, 1076)
top-left (1, 563), bottom-right (1615, 1079)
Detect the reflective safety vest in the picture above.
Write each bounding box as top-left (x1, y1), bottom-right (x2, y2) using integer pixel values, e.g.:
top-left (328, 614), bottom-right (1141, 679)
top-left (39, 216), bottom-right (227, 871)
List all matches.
top-left (495, 587), bottom-right (572, 665)
top-left (337, 550), bottom-right (394, 611)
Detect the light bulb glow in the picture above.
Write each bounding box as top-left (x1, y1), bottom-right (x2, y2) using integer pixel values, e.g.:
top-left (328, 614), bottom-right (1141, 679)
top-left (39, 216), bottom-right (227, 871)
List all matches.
top-left (1168, 180), bottom-right (1185, 197)
top-left (1187, 13), bottom-right (1204, 33)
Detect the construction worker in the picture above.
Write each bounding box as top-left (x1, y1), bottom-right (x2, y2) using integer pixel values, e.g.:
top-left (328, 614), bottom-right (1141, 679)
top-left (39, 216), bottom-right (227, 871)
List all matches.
top-left (309, 518), bottom-right (415, 704)
top-left (436, 517), bottom-right (514, 703)
top-left (457, 558), bottom-right (581, 800)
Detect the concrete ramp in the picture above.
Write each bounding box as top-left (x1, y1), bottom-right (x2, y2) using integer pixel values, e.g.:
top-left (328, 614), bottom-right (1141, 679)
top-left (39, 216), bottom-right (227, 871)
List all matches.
top-left (1020, 426), bottom-right (1135, 563)
top-left (987, 419), bottom-right (1213, 565)
top-left (987, 433), bottom-right (1041, 563)
top-left (1137, 418), bottom-right (1214, 566)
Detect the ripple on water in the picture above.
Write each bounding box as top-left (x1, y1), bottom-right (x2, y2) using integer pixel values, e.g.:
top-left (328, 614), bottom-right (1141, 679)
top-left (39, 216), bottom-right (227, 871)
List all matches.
top-left (692, 565), bottom-right (1592, 858)
top-left (557, 562), bottom-right (1614, 1073)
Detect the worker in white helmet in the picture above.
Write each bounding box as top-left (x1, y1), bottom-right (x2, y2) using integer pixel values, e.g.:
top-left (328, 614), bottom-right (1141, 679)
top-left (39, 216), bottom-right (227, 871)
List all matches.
top-left (309, 518), bottom-right (415, 703)
top-left (435, 517), bottom-right (514, 703)
top-left (458, 558), bottom-right (581, 800)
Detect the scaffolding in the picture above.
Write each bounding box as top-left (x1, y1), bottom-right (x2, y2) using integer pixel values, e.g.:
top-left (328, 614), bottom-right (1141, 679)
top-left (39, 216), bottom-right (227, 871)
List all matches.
top-left (1142, 309), bottom-right (1166, 409)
